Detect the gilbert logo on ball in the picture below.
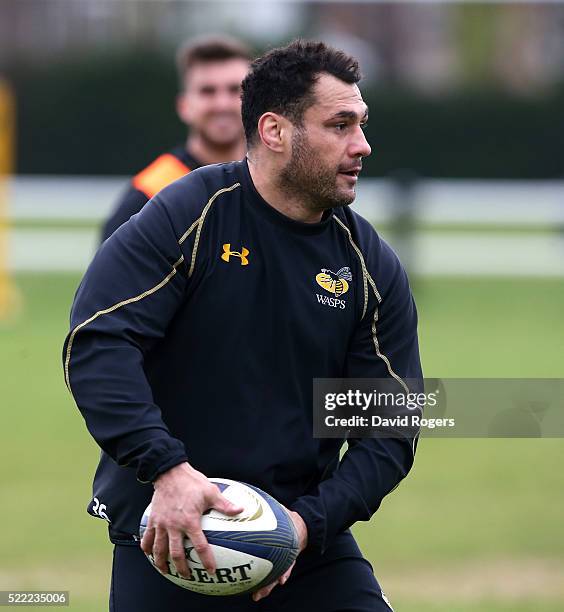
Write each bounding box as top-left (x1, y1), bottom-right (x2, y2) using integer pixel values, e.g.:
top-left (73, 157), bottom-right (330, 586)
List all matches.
top-left (139, 478), bottom-right (299, 596)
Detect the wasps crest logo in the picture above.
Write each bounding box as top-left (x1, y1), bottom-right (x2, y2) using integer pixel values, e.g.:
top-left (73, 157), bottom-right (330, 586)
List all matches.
top-left (315, 267), bottom-right (352, 297)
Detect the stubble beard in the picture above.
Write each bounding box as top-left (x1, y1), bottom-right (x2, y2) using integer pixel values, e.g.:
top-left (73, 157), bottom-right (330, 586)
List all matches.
top-left (278, 128), bottom-right (355, 212)
top-left (195, 118), bottom-right (243, 151)
top-left (198, 131), bottom-right (241, 152)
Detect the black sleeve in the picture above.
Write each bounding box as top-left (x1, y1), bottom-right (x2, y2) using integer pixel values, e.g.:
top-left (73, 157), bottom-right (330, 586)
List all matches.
top-left (64, 176), bottom-right (207, 484)
top-left (290, 232), bottom-right (422, 553)
top-left (100, 185), bottom-right (149, 243)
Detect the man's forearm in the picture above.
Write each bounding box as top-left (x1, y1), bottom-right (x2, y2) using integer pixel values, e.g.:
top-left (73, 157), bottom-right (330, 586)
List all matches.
top-left (290, 436), bottom-right (415, 553)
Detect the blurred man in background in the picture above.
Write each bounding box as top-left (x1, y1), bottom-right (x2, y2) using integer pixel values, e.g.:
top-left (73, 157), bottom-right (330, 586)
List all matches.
top-left (100, 35), bottom-right (251, 241)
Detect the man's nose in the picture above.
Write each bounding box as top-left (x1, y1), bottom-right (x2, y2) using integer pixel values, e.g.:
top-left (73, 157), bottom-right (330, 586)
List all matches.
top-left (350, 127), bottom-right (372, 158)
top-left (214, 91), bottom-right (239, 111)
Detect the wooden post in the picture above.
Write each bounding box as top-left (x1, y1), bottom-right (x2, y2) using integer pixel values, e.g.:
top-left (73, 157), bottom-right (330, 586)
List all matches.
top-left (0, 78), bottom-right (16, 319)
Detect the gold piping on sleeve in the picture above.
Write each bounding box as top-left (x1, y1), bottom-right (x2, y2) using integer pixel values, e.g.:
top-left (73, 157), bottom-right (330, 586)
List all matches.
top-left (371, 308), bottom-right (409, 394)
top-left (178, 219), bottom-right (200, 245)
top-left (333, 215), bottom-right (409, 394)
top-left (333, 217), bottom-right (369, 318)
top-left (64, 255), bottom-right (185, 392)
top-left (65, 182), bottom-right (241, 393)
top-left (188, 182), bottom-right (241, 277)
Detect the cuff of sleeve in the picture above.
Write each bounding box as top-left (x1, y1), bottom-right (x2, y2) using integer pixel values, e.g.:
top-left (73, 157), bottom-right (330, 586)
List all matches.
top-left (289, 496), bottom-right (327, 554)
top-left (114, 430), bottom-right (187, 484)
top-left (135, 442), bottom-right (188, 484)
top-left (147, 453), bottom-right (189, 484)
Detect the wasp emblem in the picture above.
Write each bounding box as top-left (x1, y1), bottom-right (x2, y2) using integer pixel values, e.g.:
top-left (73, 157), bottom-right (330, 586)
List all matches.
top-left (315, 267), bottom-right (352, 297)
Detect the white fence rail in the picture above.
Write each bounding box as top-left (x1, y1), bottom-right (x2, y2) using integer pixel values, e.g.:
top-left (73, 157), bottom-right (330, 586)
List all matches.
top-left (4, 176), bottom-right (564, 276)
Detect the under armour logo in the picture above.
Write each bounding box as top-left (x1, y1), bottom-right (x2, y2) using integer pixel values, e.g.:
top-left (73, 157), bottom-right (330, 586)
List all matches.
top-left (221, 243), bottom-right (249, 266)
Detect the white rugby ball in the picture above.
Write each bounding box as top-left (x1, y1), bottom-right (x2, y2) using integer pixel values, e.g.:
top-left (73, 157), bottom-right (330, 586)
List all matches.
top-left (139, 478), bottom-right (299, 596)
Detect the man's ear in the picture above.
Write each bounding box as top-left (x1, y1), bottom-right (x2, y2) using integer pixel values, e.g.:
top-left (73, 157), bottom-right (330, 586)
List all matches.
top-left (176, 92), bottom-right (191, 125)
top-left (257, 112), bottom-right (291, 153)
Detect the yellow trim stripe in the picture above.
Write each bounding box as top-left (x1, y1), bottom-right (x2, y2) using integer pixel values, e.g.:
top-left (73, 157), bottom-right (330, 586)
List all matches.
top-left (178, 218), bottom-right (199, 245)
top-left (333, 216), bottom-right (409, 394)
top-left (334, 216), bottom-right (420, 455)
top-left (188, 182), bottom-right (240, 277)
top-left (333, 217), bottom-right (369, 318)
top-left (64, 256), bottom-right (185, 391)
top-left (65, 182), bottom-right (241, 394)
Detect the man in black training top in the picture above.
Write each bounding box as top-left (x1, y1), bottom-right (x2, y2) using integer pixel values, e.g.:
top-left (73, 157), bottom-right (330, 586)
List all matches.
top-left (100, 35), bottom-right (251, 241)
top-left (64, 40), bottom-right (422, 612)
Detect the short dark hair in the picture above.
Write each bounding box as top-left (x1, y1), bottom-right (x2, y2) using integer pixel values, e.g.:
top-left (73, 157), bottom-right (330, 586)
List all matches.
top-left (176, 35), bottom-right (252, 87)
top-left (241, 39), bottom-right (362, 146)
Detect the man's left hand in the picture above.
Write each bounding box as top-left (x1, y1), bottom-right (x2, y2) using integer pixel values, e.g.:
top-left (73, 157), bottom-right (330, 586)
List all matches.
top-left (252, 509), bottom-right (308, 602)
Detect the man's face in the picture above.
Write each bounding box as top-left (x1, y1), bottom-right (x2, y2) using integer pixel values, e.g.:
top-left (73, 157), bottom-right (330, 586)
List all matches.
top-left (177, 58), bottom-right (249, 147)
top-left (279, 73), bottom-right (371, 210)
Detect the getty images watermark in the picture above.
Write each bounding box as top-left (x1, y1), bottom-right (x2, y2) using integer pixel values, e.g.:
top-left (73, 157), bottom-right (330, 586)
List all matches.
top-left (313, 379), bottom-right (564, 438)
top-left (323, 387), bottom-right (450, 431)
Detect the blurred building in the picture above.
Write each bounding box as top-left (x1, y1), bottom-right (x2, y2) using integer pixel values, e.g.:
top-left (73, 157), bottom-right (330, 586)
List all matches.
top-left (2, 1), bottom-right (564, 94)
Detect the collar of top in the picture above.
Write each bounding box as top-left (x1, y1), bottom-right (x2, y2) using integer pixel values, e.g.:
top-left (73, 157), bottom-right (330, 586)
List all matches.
top-left (237, 158), bottom-right (334, 236)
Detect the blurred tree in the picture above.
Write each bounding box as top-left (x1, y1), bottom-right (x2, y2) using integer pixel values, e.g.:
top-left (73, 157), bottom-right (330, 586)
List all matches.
top-left (456, 4), bottom-right (500, 86)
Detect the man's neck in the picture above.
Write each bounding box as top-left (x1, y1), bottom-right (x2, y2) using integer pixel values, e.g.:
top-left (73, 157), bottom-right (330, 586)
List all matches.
top-left (247, 156), bottom-right (324, 224)
top-left (186, 134), bottom-right (246, 166)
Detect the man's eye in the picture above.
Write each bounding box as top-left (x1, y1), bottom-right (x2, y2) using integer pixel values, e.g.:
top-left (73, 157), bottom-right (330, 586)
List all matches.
top-left (335, 123), bottom-right (347, 131)
top-left (360, 122), bottom-right (368, 130)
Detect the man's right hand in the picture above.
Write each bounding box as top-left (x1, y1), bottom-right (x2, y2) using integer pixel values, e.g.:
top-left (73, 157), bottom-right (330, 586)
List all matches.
top-left (140, 462), bottom-right (244, 579)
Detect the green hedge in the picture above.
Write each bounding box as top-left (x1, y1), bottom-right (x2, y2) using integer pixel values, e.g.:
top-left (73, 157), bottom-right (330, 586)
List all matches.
top-left (9, 50), bottom-right (564, 178)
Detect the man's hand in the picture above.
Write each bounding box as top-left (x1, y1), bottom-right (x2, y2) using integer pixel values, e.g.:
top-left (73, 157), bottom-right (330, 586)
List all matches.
top-left (140, 462), bottom-right (244, 579)
top-left (252, 509), bottom-right (308, 602)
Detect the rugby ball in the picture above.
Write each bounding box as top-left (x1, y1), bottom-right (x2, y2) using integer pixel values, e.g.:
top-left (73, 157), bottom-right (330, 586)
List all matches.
top-left (139, 478), bottom-right (299, 596)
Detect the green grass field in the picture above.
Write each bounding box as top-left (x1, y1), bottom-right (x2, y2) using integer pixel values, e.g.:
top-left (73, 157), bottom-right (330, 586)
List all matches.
top-left (1, 273), bottom-right (563, 611)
